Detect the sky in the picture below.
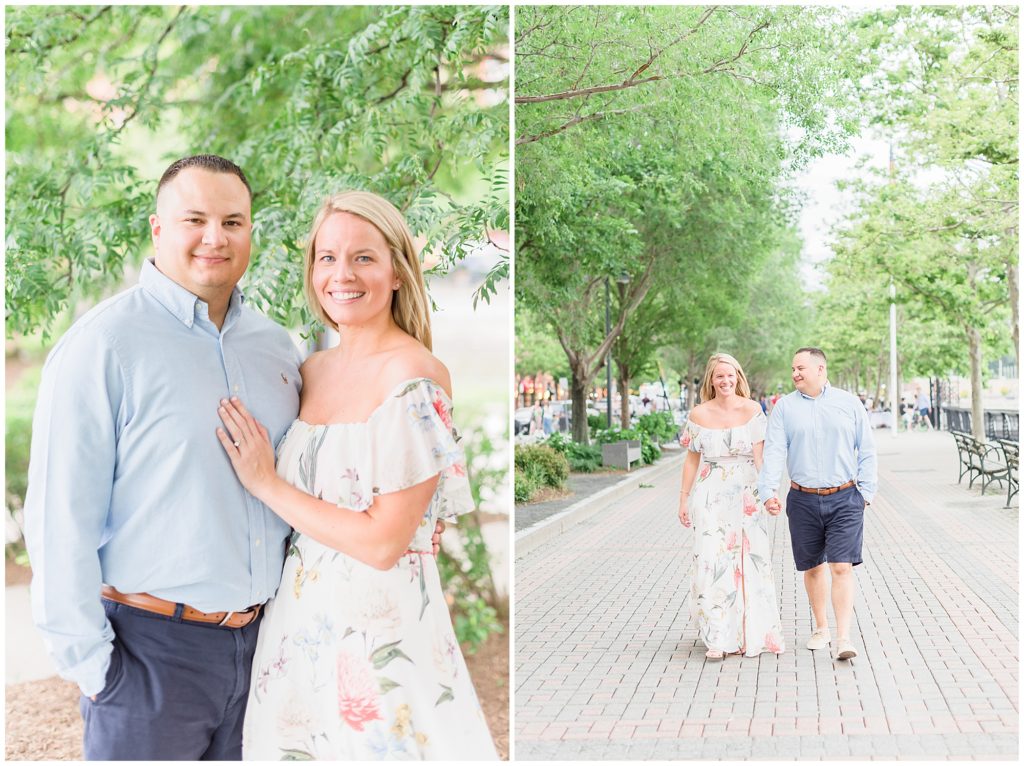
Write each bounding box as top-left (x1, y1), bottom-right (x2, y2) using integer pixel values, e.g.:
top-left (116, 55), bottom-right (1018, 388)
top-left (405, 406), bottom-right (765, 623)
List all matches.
top-left (793, 135), bottom-right (891, 291)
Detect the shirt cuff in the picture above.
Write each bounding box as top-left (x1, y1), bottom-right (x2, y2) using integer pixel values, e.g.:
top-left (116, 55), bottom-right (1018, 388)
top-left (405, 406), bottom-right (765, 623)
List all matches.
top-left (70, 645), bottom-right (113, 698)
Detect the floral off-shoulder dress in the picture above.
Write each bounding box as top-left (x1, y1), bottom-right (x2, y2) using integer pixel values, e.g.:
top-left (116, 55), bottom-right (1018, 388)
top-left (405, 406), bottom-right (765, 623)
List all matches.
top-left (681, 411), bottom-right (785, 657)
top-left (242, 378), bottom-right (498, 761)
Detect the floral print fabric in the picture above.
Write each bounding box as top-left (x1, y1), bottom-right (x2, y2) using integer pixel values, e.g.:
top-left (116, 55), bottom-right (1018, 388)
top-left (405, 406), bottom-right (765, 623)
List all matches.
top-left (681, 411), bottom-right (785, 656)
top-left (242, 378), bottom-right (497, 760)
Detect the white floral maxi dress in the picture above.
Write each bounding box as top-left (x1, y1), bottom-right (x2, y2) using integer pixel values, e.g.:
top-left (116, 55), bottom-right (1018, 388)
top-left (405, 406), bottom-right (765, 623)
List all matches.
top-left (681, 412), bottom-right (785, 656)
top-left (242, 378), bottom-right (498, 760)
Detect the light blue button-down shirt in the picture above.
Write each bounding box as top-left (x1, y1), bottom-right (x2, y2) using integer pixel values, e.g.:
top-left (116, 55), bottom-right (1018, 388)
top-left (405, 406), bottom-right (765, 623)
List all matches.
top-left (24, 259), bottom-right (302, 696)
top-left (757, 383), bottom-right (878, 504)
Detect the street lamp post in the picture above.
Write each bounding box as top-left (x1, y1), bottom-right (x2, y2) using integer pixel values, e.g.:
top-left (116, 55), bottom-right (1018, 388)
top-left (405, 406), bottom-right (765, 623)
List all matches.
top-left (887, 140), bottom-right (899, 435)
top-left (889, 280), bottom-right (898, 434)
top-left (605, 277), bottom-right (612, 429)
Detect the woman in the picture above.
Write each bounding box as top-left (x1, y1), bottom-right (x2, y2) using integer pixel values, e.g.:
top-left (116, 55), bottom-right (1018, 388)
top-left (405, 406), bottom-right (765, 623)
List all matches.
top-left (678, 353), bottom-right (785, 660)
top-left (215, 191), bottom-right (498, 760)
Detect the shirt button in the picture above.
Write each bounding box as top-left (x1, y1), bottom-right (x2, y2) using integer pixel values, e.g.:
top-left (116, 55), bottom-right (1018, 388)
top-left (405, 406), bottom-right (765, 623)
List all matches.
top-left (255, 538), bottom-right (261, 547)
top-left (233, 384), bottom-right (240, 393)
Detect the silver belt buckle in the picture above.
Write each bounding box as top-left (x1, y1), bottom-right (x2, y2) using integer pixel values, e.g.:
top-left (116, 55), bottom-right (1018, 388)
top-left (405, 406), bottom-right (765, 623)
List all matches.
top-left (217, 611), bottom-right (236, 627)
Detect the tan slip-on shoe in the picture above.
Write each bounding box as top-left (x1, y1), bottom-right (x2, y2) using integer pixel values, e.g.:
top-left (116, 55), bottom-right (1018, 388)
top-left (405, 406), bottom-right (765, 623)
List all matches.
top-left (806, 629), bottom-right (831, 650)
top-left (835, 638), bottom-right (858, 660)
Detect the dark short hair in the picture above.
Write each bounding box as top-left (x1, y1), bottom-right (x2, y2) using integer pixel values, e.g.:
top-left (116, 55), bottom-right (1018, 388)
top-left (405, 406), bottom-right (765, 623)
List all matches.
top-left (156, 155), bottom-right (252, 200)
top-left (796, 347), bottom-right (827, 363)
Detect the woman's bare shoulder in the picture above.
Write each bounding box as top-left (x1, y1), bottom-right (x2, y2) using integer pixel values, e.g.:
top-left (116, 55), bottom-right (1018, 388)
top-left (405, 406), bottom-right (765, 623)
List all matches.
top-left (299, 349), bottom-right (330, 382)
top-left (379, 342), bottom-right (452, 398)
top-left (687, 402), bottom-right (710, 426)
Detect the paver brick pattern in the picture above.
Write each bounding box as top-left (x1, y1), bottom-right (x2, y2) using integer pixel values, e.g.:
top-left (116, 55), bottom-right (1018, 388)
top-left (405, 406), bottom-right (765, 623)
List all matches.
top-left (514, 431), bottom-right (1018, 760)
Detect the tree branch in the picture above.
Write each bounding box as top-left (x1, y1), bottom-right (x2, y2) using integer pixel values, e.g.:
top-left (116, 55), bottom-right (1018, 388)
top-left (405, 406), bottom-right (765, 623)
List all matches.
top-left (517, 12), bottom-right (773, 112)
top-left (626, 6), bottom-right (717, 81)
top-left (516, 104), bottom-right (648, 145)
top-left (110, 6), bottom-right (187, 136)
top-left (6, 5), bottom-right (112, 52)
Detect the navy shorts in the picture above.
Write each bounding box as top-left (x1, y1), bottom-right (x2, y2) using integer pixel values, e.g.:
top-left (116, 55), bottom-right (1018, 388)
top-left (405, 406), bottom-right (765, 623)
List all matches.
top-left (785, 485), bottom-right (865, 571)
top-left (80, 598), bottom-right (262, 760)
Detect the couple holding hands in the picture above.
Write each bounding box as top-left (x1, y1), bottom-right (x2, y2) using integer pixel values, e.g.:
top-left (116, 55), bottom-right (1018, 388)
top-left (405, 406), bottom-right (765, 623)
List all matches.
top-left (24, 155), bottom-right (498, 760)
top-left (678, 349), bottom-right (877, 662)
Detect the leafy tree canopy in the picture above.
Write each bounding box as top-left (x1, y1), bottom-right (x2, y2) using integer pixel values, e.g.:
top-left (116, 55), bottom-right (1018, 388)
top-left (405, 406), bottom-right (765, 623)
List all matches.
top-left (6, 4), bottom-right (510, 338)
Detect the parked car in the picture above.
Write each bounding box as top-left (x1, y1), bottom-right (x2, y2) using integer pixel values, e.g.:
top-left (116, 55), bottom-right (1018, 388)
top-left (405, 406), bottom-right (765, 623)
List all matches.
top-left (515, 401), bottom-right (575, 436)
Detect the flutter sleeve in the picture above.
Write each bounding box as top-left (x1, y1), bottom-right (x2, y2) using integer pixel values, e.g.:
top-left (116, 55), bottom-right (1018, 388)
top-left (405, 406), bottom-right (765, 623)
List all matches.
top-left (749, 410), bottom-right (767, 443)
top-left (369, 378), bottom-right (475, 521)
top-left (680, 418), bottom-right (701, 453)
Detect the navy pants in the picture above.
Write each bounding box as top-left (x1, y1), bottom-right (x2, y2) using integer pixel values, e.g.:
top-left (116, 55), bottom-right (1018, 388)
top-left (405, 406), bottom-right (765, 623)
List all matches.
top-left (785, 485), bottom-right (865, 571)
top-left (80, 599), bottom-right (262, 761)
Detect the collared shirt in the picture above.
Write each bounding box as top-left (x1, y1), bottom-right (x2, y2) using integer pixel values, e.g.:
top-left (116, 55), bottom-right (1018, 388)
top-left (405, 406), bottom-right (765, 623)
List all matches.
top-left (757, 383), bottom-right (878, 504)
top-left (24, 259), bottom-right (302, 696)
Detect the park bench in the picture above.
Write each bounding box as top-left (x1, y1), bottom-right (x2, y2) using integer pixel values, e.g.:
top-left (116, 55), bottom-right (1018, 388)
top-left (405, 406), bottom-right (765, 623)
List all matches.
top-left (602, 440), bottom-right (642, 471)
top-left (996, 439), bottom-right (1018, 508)
top-left (952, 432), bottom-right (974, 484)
top-left (961, 434), bottom-right (1009, 497)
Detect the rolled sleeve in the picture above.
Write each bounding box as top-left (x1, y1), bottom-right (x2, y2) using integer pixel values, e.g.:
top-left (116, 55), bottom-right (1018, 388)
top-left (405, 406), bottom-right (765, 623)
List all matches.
top-left (853, 404), bottom-right (878, 503)
top-left (757, 402), bottom-right (788, 501)
top-left (23, 326), bottom-right (123, 696)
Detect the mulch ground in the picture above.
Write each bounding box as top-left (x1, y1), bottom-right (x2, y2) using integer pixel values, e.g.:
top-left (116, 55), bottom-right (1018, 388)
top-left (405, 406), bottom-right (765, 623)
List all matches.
top-left (467, 619), bottom-right (510, 760)
top-left (6, 558), bottom-right (31, 586)
top-left (5, 676), bottom-right (83, 760)
top-left (5, 555), bottom-right (509, 760)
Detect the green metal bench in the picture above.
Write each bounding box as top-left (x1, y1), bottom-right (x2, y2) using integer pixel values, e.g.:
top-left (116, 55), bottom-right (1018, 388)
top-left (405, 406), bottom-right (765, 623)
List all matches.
top-left (963, 434), bottom-right (1009, 497)
top-left (996, 439), bottom-right (1018, 508)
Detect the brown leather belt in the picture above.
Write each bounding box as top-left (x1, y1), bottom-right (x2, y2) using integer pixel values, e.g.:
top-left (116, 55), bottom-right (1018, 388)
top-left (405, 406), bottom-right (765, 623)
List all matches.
top-left (790, 479), bottom-right (856, 496)
top-left (101, 586), bottom-right (262, 629)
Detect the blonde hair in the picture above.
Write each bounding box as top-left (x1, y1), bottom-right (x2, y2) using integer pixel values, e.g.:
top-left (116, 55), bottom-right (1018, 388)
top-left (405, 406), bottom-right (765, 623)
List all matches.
top-left (302, 191), bottom-right (432, 350)
top-left (698, 352), bottom-right (752, 403)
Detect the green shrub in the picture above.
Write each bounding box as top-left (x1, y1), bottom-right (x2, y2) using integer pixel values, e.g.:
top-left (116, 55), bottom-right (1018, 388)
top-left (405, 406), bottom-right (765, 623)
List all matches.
top-left (543, 432), bottom-right (602, 472)
top-left (514, 444), bottom-right (569, 488)
top-left (437, 511), bottom-right (505, 653)
top-left (5, 414), bottom-right (32, 510)
top-left (543, 431), bottom-right (571, 454)
top-left (636, 411), bottom-right (677, 443)
top-left (587, 414), bottom-right (603, 431)
top-left (568, 451), bottom-right (603, 473)
top-left (640, 436), bottom-right (661, 465)
top-left (514, 467), bottom-right (537, 503)
top-left (6, 364), bottom-right (42, 518)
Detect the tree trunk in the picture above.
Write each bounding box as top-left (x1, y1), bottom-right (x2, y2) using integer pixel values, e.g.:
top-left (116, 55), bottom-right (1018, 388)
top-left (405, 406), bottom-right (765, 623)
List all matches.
top-left (570, 371), bottom-right (590, 445)
top-left (686, 351), bottom-right (699, 409)
top-left (967, 324), bottom-right (985, 441)
top-left (618, 365), bottom-right (631, 429)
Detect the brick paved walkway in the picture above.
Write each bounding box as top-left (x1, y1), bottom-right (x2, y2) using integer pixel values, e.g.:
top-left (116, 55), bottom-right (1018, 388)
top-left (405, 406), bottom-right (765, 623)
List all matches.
top-left (513, 430), bottom-right (1018, 759)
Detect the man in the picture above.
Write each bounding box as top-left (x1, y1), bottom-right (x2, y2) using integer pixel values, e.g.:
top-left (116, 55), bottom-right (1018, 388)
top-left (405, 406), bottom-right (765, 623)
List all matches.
top-left (23, 155), bottom-right (441, 759)
top-left (757, 347), bottom-right (877, 661)
top-left (914, 386), bottom-right (933, 430)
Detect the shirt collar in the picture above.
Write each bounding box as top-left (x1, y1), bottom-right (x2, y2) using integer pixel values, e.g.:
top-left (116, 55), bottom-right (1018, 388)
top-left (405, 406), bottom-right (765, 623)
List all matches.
top-left (797, 381), bottom-right (830, 401)
top-left (139, 258), bottom-right (245, 328)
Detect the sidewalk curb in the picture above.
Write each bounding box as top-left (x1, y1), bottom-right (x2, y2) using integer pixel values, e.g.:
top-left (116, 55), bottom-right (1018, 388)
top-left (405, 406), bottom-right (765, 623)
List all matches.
top-left (515, 450), bottom-right (686, 559)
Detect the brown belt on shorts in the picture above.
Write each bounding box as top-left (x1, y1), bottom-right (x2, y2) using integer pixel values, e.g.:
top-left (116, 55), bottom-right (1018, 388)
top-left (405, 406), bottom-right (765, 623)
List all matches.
top-left (101, 585), bottom-right (262, 629)
top-left (790, 479), bottom-right (856, 496)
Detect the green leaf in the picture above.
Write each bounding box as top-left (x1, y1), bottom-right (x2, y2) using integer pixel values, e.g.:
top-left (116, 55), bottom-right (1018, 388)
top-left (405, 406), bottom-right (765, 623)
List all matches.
top-left (369, 640), bottom-right (412, 669)
top-left (435, 685), bottom-right (454, 706)
top-left (280, 749), bottom-right (315, 760)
